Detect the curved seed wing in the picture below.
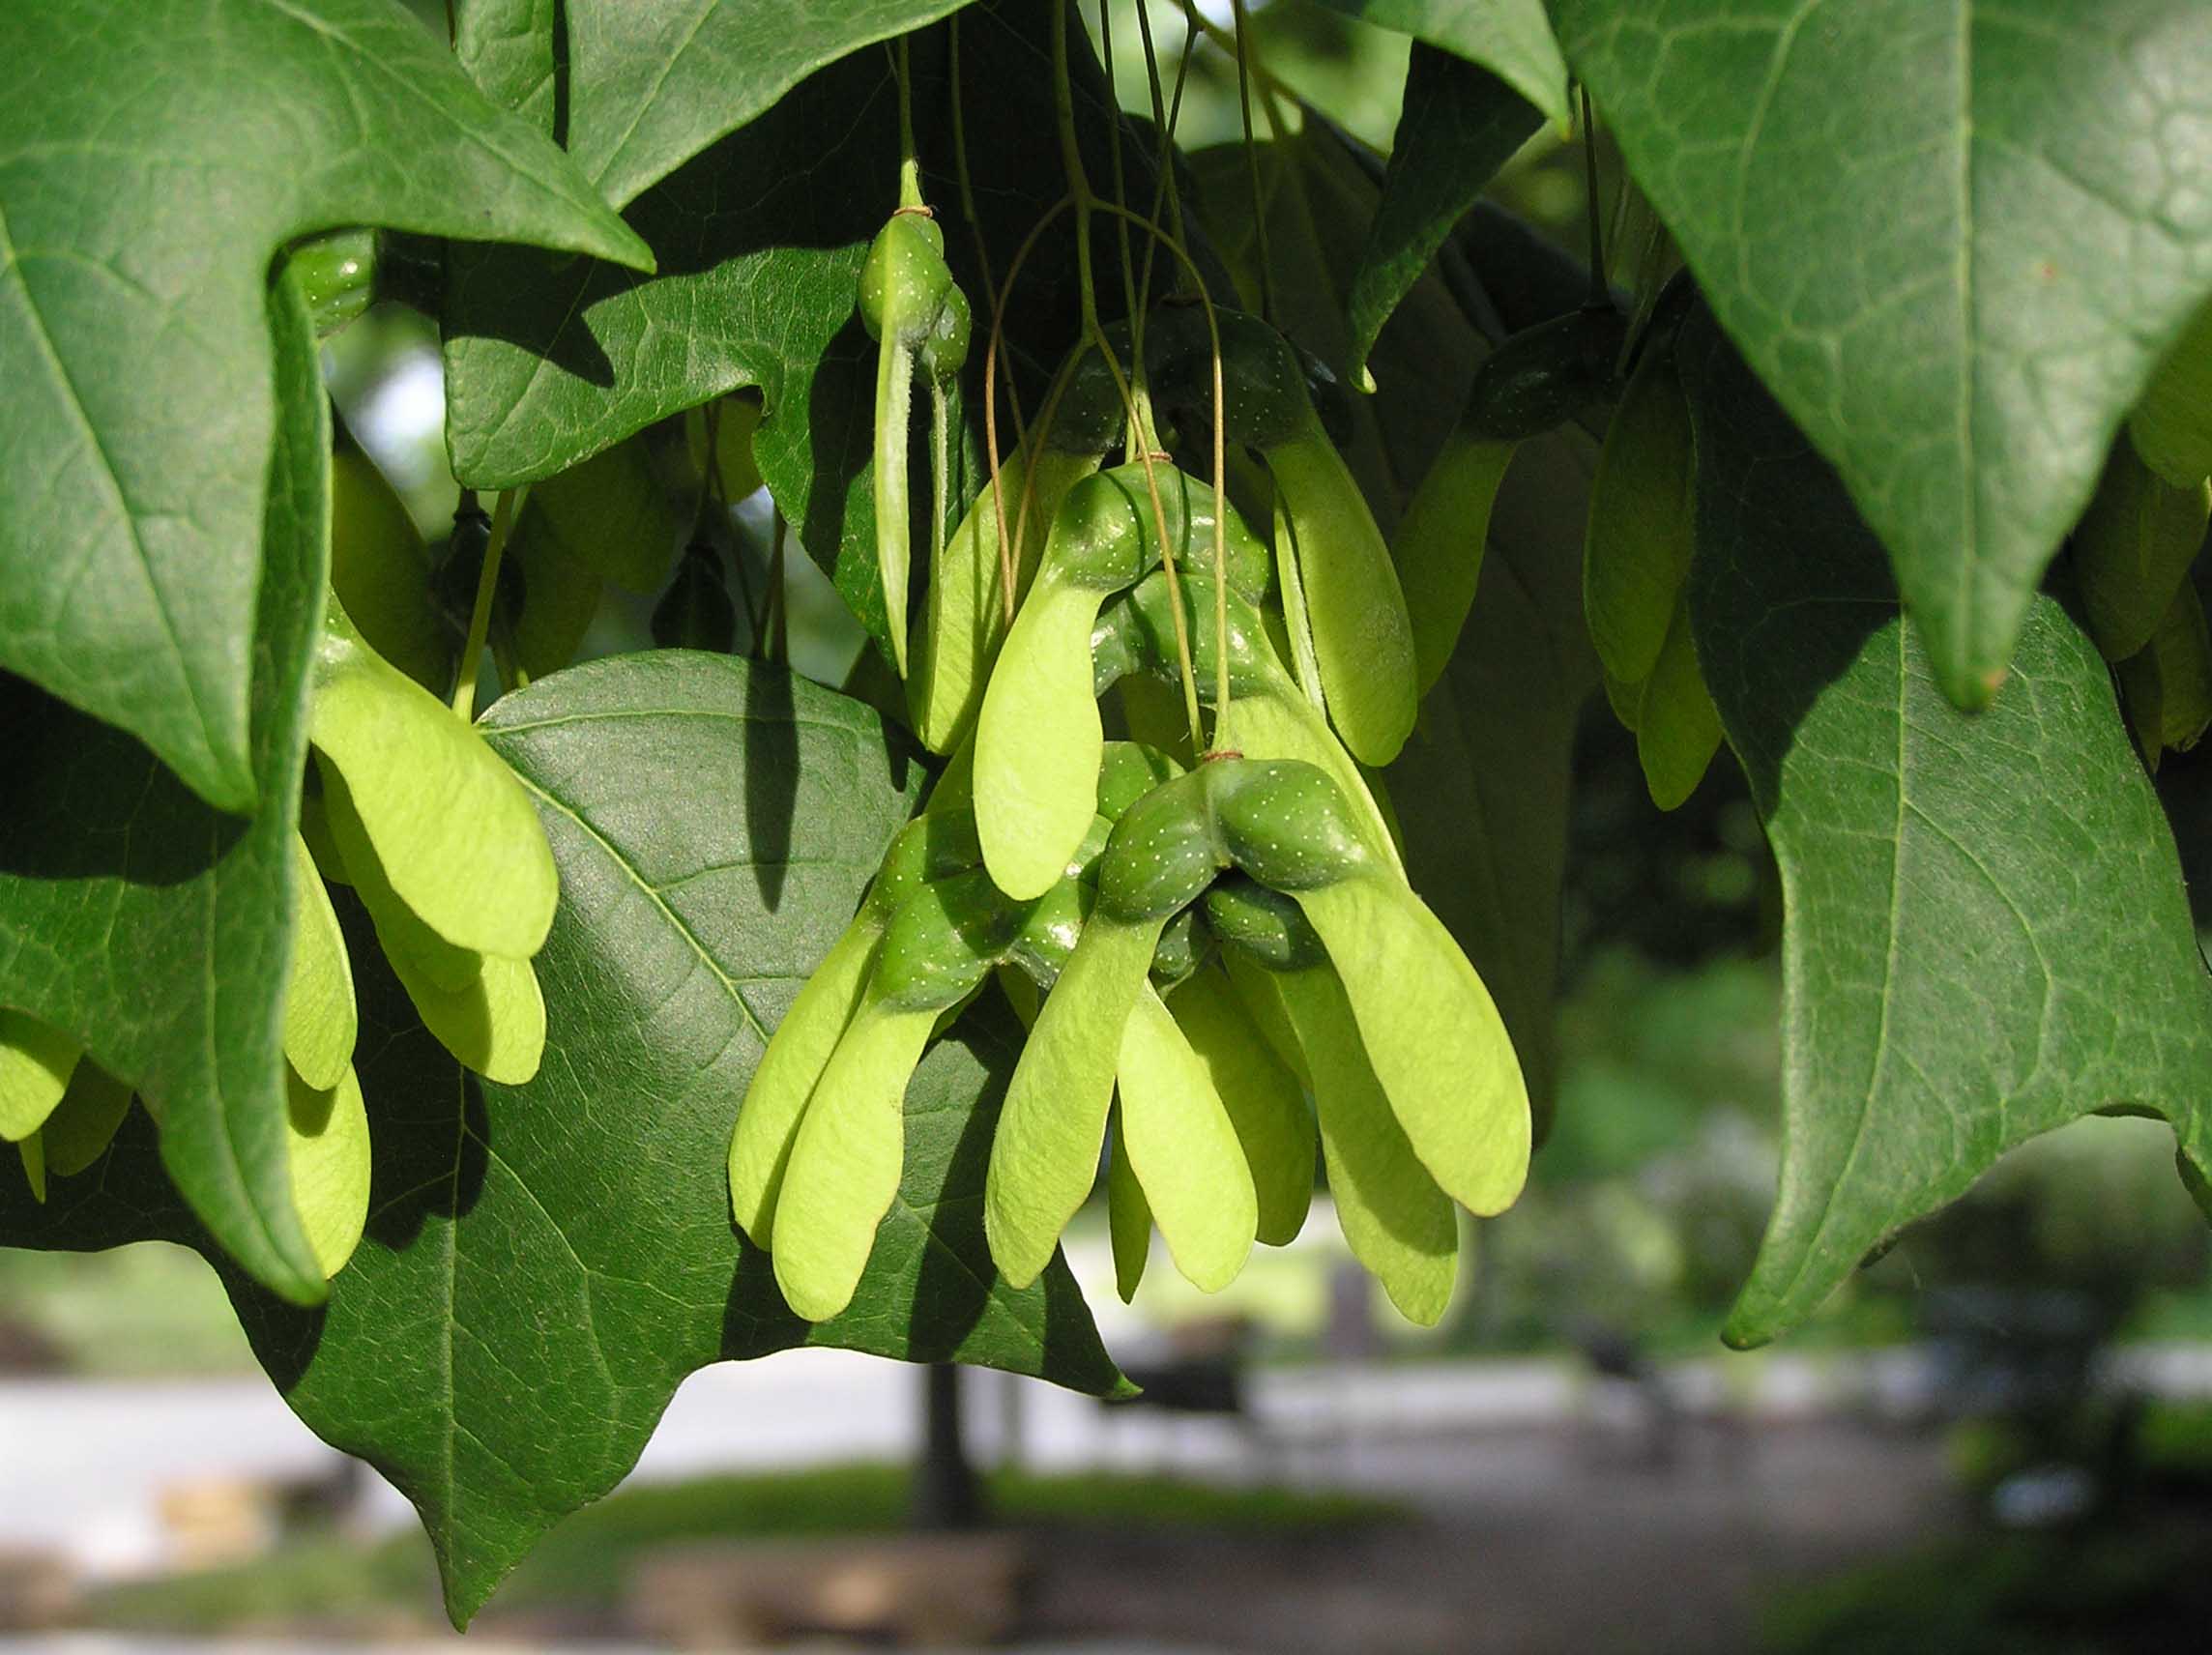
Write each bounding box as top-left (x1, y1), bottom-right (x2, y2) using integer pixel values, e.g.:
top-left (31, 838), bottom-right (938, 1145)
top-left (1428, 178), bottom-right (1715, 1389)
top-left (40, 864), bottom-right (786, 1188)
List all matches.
top-left (284, 834), bottom-right (359, 1093)
top-left (912, 444), bottom-right (1098, 753)
top-left (1295, 875), bottom-right (1529, 1217)
top-left (1169, 965), bottom-right (1316, 1247)
top-left (309, 603), bottom-right (558, 958)
top-left (1397, 432), bottom-right (1516, 693)
top-left (319, 764), bottom-right (484, 993)
top-left (729, 913), bottom-right (885, 1245)
top-left (1585, 350), bottom-right (1695, 688)
top-left (771, 1002), bottom-right (937, 1321)
top-left (1275, 968), bottom-right (1458, 1326)
top-left (18, 1133), bottom-right (44, 1205)
top-left (1117, 983), bottom-right (1257, 1292)
top-left (336, 778), bottom-right (545, 1085)
top-left (1635, 596), bottom-right (1723, 811)
top-left (330, 446), bottom-right (450, 695)
top-left (874, 335), bottom-right (918, 676)
top-left (1265, 417), bottom-right (1417, 766)
top-left (1106, 1103), bottom-right (1152, 1303)
top-left (985, 912), bottom-right (1164, 1288)
top-left (975, 569), bottom-right (1112, 900)
top-left (2131, 297), bottom-right (2212, 488)
top-left (286, 1062), bottom-right (370, 1279)
top-left (43, 1061), bottom-right (134, 1177)
top-left (0, 1010), bottom-right (80, 1142)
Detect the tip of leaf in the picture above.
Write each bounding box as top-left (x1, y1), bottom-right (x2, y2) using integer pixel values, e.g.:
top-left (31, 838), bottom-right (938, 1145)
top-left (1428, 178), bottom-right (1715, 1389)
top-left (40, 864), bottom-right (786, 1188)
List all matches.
top-left (593, 219), bottom-right (657, 276)
top-left (1354, 362), bottom-right (1378, 396)
top-left (1107, 1374), bottom-right (1144, 1402)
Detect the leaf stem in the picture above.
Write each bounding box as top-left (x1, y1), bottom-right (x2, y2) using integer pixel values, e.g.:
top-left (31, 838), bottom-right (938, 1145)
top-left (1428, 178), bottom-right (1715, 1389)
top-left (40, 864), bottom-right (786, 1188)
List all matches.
top-left (452, 487), bottom-right (518, 722)
top-left (1231, 0), bottom-right (1273, 326)
top-left (896, 37), bottom-right (924, 211)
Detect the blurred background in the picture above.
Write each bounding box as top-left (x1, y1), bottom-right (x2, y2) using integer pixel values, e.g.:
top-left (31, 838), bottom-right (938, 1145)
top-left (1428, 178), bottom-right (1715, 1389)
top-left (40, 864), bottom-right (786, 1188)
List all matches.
top-left (11, 3), bottom-right (2212, 1651)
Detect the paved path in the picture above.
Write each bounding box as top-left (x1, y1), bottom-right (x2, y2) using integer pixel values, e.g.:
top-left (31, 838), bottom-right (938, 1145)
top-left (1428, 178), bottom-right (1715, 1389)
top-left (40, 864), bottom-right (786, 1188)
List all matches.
top-left (8, 1339), bottom-right (2212, 1581)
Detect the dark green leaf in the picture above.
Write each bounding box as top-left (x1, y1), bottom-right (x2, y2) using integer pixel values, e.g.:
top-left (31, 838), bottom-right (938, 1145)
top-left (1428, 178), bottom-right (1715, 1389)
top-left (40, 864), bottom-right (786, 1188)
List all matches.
top-left (1316, 0), bottom-right (1568, 125)
top-left (455, 0), bottom-right (558, 126)
top-left (1346, 44), bottom-right (1543, 385)
top-left (1680, 306), bottom-right (2212, 1347)
top-left (0, 275), bottom-right (328, 1304)
top-left (0, 0), bottom-right (649, 811)
top-left (444, 2), bottom-right (1151, 659)
top-left (4, 652), bottom-right (1121, 1625)
top-left (1555, 0), bottom-right (2212, 711)
top-left (565, 0), bottom-right (975, 208)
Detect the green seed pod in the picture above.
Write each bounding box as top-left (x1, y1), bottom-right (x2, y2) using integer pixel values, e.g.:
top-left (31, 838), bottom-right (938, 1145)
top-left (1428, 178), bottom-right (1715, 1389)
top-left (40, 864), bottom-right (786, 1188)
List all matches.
top-left (918, 279), bottom-right (973, 383)
top-left (1204, 873), bottom-right (1327, 973)
top-left (1040, 335), bottom-right (1128, 458)
top-left (1636, 595), bottom-right (1724, 811)
top-left (860, 214), bottom-right (953, 346)
top-left (1293, 872), bottom-right (1529, 1218)
top-left (1148, 903), bottom-right (1213, 990)
top-left (985, 909), bottom-right (1168, 1288)
top-left (310, 594), bottom-right (559, 961)
top-left (1096, 769), bottom-right (1226, 924)
top-left (1097, 740), bottom-right (1185, 821)
top-left (1115, 982), bottom-right (1258, 1291)
top-left (287, 227), bottom-right (379, 337)
top-left (286, 1063), bottom-right (370, 1279)
top-left (1006, 870), bottom-right (1094, 990)
top-left (1141, 304), bottom-right (1312, 452)
top-left (911, 440), bottom-right (1102, 754)
top-left (283, 833), bottom-right (358, 1094)
top-left (1273, 968), bottom-right (1458, 1325)
top-left (41, 1061), bottom-right (132, 1178)
top-left (1266, 409), bottom-right (1418, 766)
top-left (0, 1009), bottom-right (79, 1142)
top-left (330, 434), bottom-right (451, 695)
top-left (870, 870), bottom-right (1024, 1015)
top-left (1167, 964), bottom-right (1316, 1247)
top-left (2073, 439), bottom-right (2211, 663)
top-left (1584, 342), bottom-right (1697, 688)
top-left (652, 540), bottom-right (741, 653)
top-left (2130, 296), bottom-right (2212, 488)
top-left (1106, 1104), bottom-right (1152, 1302)
top-left (1393, 429), bottom-right (1516, 695)
top-left (1461, 305), bottom-right (1629, 443)
top-left (1212, 759), bottom-right (1372, 891)
top-left (1115, 570), bottom-right (1404, 876)
top-left (531, 435), bottom-right (685, 595)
